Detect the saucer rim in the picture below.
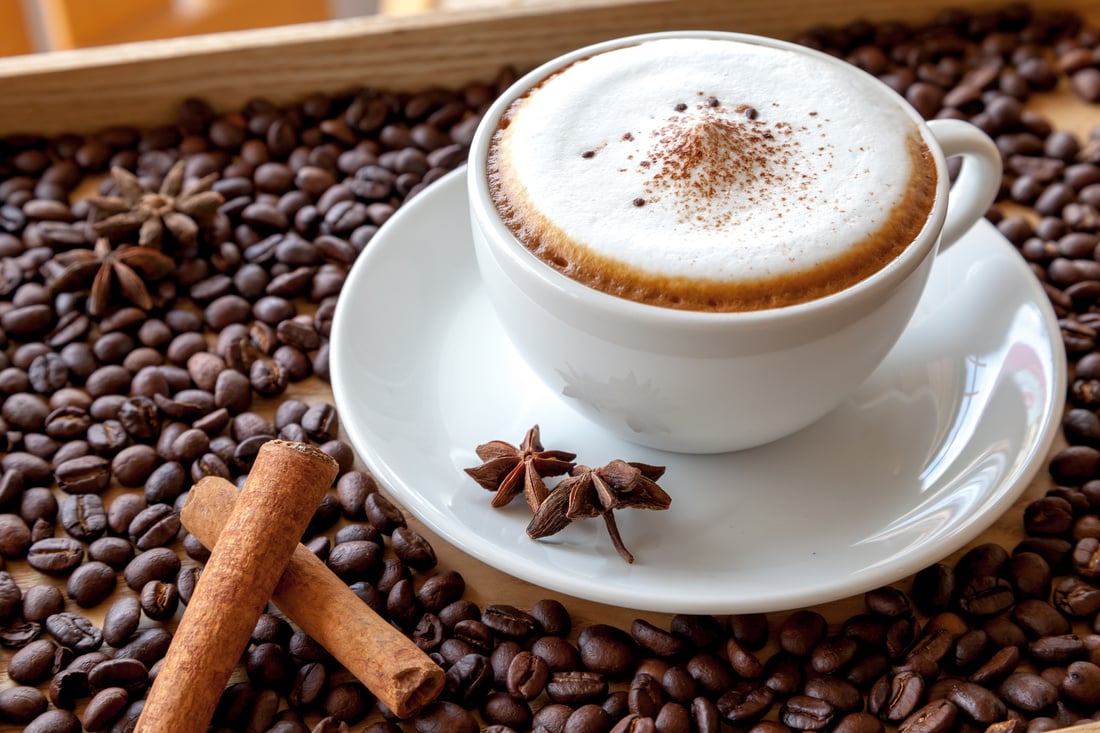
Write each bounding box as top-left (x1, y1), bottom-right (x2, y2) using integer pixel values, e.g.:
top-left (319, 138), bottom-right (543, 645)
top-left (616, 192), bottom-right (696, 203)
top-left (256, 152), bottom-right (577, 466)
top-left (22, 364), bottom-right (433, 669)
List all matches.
top-left (330, 168), bottom-right (1065, 613)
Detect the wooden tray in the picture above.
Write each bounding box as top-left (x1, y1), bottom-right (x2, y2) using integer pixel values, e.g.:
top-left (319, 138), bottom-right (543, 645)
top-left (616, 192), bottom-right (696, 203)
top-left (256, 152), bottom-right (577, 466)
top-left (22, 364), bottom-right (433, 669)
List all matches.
top-left (0, 0), bottom-right (1098, 136)
top-left (2, 1), bottom-right (1100, 731)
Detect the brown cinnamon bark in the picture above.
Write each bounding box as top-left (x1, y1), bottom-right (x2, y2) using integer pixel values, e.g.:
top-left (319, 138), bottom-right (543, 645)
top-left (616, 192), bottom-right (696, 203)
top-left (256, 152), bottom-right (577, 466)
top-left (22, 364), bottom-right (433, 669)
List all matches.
top-left (180, 474), bottom-right (444, 718)
top-left (135, 440), bottom-right (338, 733)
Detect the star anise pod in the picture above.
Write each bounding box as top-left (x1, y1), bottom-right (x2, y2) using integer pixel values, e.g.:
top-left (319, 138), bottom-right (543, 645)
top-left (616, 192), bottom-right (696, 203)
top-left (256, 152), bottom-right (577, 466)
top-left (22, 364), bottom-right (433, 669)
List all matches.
top-left (464, 425), bottom-right (577, 511)
top-left (527, 460), bottom-right (671, 563)
top-left (87, 160), bottom-right (223, 251)
top-left (48, 237), bottom-right (175, 316)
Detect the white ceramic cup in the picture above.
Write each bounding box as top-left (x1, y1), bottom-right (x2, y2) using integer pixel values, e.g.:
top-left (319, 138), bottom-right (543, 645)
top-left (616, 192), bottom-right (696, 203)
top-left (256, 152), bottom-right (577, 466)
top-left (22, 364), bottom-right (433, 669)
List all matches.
top-left (468, 31), bottom-right (1002, 454)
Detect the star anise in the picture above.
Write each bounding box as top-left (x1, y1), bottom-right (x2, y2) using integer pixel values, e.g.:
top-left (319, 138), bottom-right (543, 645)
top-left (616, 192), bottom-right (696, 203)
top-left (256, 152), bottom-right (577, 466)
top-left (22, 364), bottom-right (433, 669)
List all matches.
top-left (49, 237), bottom-right (175, 316)
top-left (87, 160), bottom-right (223, 251)
top-left (464, 425), bottom-right (577, 511)
top-left (527, 460), bottom-right (671, 563)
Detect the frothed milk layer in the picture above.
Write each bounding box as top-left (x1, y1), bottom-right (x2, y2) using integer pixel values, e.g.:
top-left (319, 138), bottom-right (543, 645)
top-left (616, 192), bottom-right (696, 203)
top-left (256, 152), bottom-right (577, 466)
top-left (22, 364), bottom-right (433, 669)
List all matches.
top-left (488, 38), bottom-right (937, 311)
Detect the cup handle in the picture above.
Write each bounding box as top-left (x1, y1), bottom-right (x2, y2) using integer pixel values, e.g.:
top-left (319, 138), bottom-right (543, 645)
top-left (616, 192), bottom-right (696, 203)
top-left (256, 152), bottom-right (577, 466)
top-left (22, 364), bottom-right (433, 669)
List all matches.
top-left (926, 118), bottom-right (1002, 251)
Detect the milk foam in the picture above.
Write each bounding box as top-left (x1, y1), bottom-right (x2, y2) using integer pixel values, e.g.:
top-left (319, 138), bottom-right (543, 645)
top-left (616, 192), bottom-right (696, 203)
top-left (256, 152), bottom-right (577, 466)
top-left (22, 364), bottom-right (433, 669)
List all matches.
top-left (492, 38), bottom-right (932, 296)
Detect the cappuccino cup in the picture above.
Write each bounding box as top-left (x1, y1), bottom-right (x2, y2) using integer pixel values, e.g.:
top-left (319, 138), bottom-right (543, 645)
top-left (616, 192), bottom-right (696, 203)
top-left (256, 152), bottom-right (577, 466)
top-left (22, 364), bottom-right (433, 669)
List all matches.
top-left (468, 31), bottom-right (1002, 453)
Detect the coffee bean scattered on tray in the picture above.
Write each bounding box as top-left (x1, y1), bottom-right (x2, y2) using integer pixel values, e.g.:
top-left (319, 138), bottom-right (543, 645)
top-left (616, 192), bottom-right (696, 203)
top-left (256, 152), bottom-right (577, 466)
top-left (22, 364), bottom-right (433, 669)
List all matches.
top-left (2, 4), bottom-right (1100, 732)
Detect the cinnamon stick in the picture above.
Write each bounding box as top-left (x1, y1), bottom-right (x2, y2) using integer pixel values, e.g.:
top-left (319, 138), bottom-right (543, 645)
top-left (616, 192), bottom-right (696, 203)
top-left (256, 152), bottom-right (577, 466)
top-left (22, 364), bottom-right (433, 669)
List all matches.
top-left (135, 440), bottom-right (338, 733)
top-left (180, 474), bottom-right (444, 718)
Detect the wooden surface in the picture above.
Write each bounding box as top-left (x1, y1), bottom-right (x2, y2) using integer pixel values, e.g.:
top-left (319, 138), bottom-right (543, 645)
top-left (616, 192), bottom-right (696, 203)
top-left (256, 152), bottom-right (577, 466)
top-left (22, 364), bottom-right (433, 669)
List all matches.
top-left (0, 0), bottom-right (1096, 136)
top-left (0, 0), bottom-right (1099, 730)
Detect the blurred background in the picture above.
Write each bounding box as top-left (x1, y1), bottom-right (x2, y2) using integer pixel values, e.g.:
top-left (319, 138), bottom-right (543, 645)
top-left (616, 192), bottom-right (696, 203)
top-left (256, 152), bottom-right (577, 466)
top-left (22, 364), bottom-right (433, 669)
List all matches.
top-left (0, 0), bottom-right (548, 56)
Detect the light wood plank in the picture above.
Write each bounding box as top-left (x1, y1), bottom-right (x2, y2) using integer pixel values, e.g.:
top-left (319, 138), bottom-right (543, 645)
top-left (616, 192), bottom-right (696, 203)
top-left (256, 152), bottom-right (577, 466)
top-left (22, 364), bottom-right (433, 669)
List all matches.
top-left (0, 0), bottom-right (1097, 137)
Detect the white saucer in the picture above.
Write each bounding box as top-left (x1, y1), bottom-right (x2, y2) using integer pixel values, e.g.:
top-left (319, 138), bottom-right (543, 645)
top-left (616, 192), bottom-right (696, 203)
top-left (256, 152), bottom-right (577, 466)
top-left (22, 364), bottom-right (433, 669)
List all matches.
top-left (330, 169), bottom-right (1065, 614)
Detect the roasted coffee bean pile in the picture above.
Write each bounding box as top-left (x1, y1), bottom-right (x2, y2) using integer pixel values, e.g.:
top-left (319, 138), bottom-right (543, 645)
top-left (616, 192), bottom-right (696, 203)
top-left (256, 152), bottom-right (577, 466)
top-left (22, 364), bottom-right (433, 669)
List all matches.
top-left (2, 3), bottom-right (1100, 733)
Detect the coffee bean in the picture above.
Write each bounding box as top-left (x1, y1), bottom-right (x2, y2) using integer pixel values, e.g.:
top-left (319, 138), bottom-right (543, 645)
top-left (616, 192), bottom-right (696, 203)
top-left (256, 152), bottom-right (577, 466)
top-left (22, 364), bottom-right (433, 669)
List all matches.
top-left (301, 401), bottom-right (339, 441)
top-left (1025, 495), bottom-right (1076, 535)
top-left (631, 618), bottom-right (685, 658)
top-left (443, 652), bottom-right (493, 708)
top-left (804, 674), bottom-right (862, 713)
top-left (107, 493), bottom-right (146, 536)
top-left (0, 685), bottom-right (49, 723)
top-left (244, 642), bottom-right (289, 690)
top-left (44, 406), bottom-right (89, 442)
top-left (969, 644), bottom-right (1022, 688)
top-left (484, 603), bottom-right (540, 639)
top-left (175, 564), bottom-right (201, 607)
top-left (413, 700), bottom-right (479, 733)
top-left (546, 671), bottom-right (609, 705)
top-left (45, 611), bottom-right (103, 653)
top-left (123, 547), bottom-right (181, 591)
top-left (249, 613), bottom-right (292, 647)
top-left (529, 635), bottom-right (581, 674)
top-left (928, 679), bottom-right (1005, 724)
top-left (824, 711), bottom-right (881, 733)
top-left (322, 681), bottom-right (369, 723)
top-left (103, 596), bottom-right (142, 647)
top-left (679, 696), bottom-right (717, 733)
top-left (507, 650), bottom-right (550, 701)
top-left (951, 629), bottom-right (991, 672)
top-left (285, 661), bottom-right (327, 709)
top-left (759, 651), bottom-right (802, 698)
top-left (685, 652), bottom-right (734, 695)
top-left (998, 671), bottom-right (1059, 712)
top-left (59, 493), bottom-right (107, 541)
top-left (326, 539), bottom-right (381, 581)
top-left (88, 657), bottom-right (149, 696)
top-left (51, 455), bottom-right (109, 496)
top-left (870, 669), bottom-right (924, 722)
top-left (957, 575), bottom-right (1016, 616)
top-left (139, 580), bottom-right (179, 621)
top-left (1004, 551), bottom-right (1052, 599)
top-left (579, 624), bottom-right (636, 677)
top-left (21, 583), bottom-right (64, 622)
top-left (413, 563), bottom-right (462, 611)
top-left (27, 536), bottom-right (84, 575)
top-left (128, 503), bottom-right (180, 549)
top-left (652, 665), bottom-right (695, 705)
top-left (1050, 446), bottom-right (1100, 484)
top-left (143, 460), bottom-right (187, 505)
top-left (1029, 634), bottom-right (1085, 664)
top-left (8, 638), bottom-right (67, 684)
top-left (716, 680), bottom-right (775, 724)
top-left (866, 585), bottom-right (912, 616)
top-left (0, 511), bottom-right (31, 557)
top-left (810, 634), bottom-right (859, 674)
top-left (779, 610), bottom-right (827, 656)
top-left (452, 618), bottom-right (493, 654)
top-left (897, 699), bottom-right (958, 733)
top-left (1013, 598), bottom-right (1071, 637)
top-left (83, 686), bottom-right (129, 731)
top-left (780, 694), bottom-right (835, 730)
top-left (66, 560), bottom-right (117, 607)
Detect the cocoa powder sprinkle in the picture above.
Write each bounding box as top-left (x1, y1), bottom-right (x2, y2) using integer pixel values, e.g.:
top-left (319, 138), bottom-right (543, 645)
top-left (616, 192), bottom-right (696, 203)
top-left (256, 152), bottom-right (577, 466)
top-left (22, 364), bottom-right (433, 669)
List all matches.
top-left (630, 101), bottom-right (821, 228)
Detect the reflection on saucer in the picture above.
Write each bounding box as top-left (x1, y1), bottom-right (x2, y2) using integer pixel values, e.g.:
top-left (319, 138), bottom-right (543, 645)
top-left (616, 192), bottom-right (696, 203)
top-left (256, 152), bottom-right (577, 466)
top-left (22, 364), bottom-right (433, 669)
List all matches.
top-left (558, 365), bottom-right (674, 435)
